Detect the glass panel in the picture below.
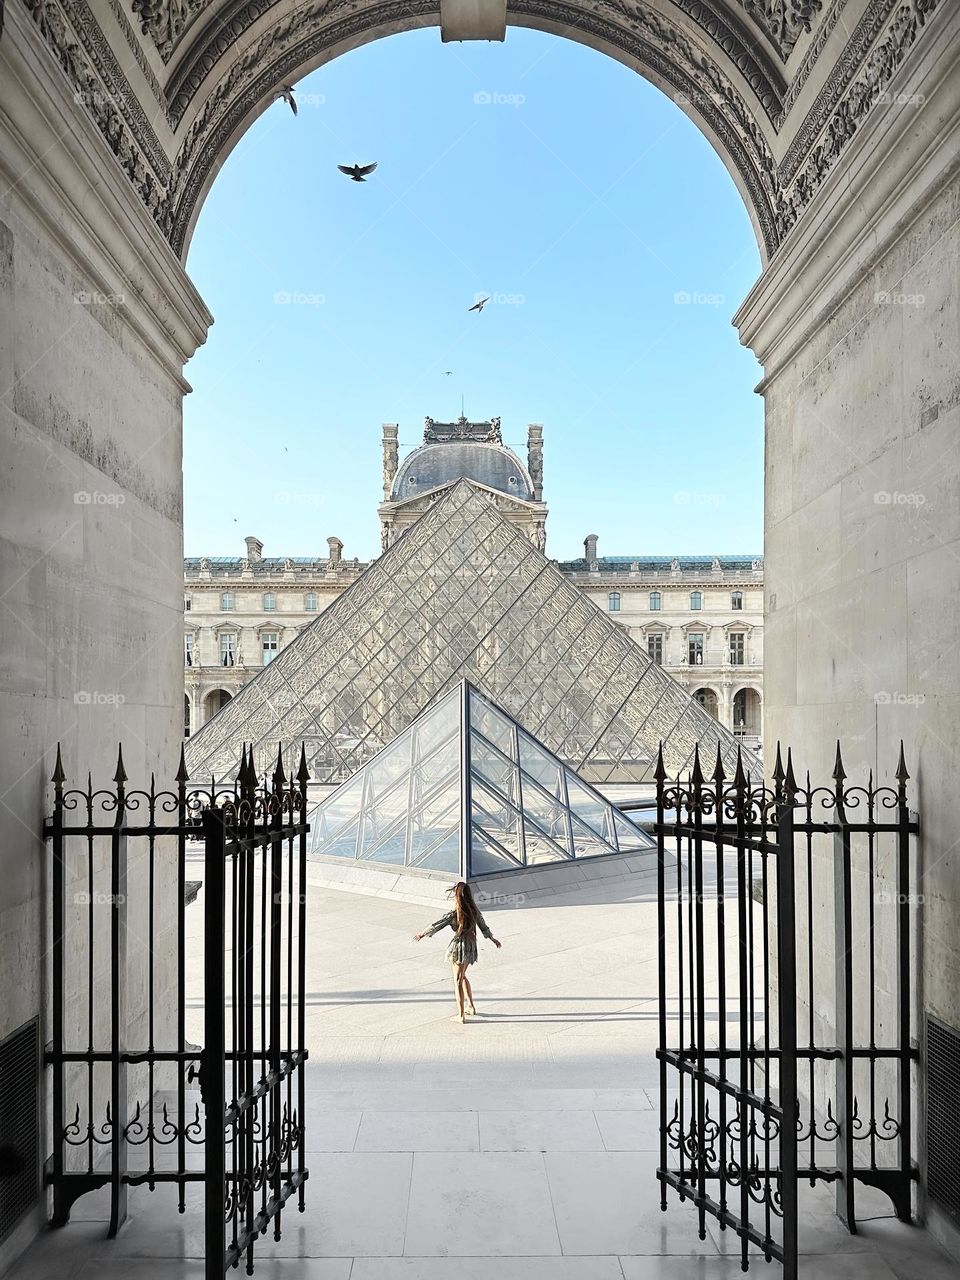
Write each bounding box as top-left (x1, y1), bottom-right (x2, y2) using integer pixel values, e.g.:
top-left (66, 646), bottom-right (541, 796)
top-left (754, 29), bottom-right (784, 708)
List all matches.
top-left (521, 820), bottom-right (569, 865)
top-left (408, 783), bottom-right (460, 866)
top-left (564, 775), bottom-right (610, 837)
top-left (520, 784), bottom-right (570, 851)
top-left (470, 739), bottom-right (518, 803)
top-left (317, 816), bottom-right (361, 860)
top-left (470, 829), bottom-right (522, 876)
top-left (613, 809), bottom-right (651, 852)
top-left (518, 734), bottom-right (563, 798)
top-left (412, 827), bottom-right (461, 873)
top-left (472, 780), bottom-right (523, 860)
top-left (469, 695), bottom-right (515, 757)
top-left (569, 814), bottom-right (616, 858)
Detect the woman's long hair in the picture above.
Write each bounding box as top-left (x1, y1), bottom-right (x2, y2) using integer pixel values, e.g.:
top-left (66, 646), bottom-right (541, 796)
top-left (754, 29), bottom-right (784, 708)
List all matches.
top-left (448, 881), bottom-right (478, 936)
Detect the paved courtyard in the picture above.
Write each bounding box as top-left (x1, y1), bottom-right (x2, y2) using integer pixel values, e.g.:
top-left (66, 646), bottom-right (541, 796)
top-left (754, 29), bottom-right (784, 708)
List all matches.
top-left (10, 873), bottom-right (956, 1279)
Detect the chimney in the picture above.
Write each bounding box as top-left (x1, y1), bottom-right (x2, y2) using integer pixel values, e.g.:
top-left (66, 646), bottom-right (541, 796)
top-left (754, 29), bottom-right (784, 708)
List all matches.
top-left (584, 533), bottom-right (599, 570)
top-left (245, 536), bottom-right (263, 562)
top-left (527, 424), bottom-right (544, 501)
top-left (327, 536), bottom-right (343, 567)
top-left (382, 423), bottom-right (399, 500)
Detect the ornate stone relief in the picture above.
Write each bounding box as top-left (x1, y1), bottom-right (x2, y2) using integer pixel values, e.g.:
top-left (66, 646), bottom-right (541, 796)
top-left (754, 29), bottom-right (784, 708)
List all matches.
top-left (20, 0), bottom-right (174, 235)
top-left (775, 0), bottom-right (941, 237)
top-left (130, 0), bottom-right (215, 62)
top-left (736, 0), bottom-right (823, 58)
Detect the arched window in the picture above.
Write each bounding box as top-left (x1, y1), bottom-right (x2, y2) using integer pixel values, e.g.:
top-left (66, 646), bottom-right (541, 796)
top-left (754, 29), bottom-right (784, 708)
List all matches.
top-left (733, 688), bottom-right (762, 736)
top-left (649, 591), bottom-right (661, 612)
top-left (263, 592), bottom-right (277, 612)
top-left (694, 688), bottom-right (718, 719)
top-left (607, 592), bottom-right (621, 612)
top-left (304, 593), bottom-right (318, 611)
top-left (731, 590), bottom-right (743, 610)
top-left (690, 591), bottom-right (702, 610)
top-left (220, 592), bottom-right (234, 611)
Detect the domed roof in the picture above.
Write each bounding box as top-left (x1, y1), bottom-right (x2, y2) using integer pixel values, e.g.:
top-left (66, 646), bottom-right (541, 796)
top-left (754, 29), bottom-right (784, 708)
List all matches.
top-left (391, 442), bottom-right (535, 502)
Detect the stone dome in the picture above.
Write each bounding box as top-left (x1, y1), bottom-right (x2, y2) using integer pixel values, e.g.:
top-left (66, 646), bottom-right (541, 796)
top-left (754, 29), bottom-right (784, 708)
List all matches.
top-left (390, 442), bottom-right (535, 502)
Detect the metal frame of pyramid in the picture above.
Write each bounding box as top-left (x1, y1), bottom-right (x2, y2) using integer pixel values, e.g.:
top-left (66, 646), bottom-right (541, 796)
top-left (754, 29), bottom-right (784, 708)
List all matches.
top-left (185, 479), bottom-right (747, 785)
top-left (307, 681), bottom-right (656, 878)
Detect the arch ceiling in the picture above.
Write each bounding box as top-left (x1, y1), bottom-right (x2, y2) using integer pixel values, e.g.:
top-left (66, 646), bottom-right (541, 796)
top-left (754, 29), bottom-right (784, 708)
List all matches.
top-left (19, 0), bottom-right (942, 264)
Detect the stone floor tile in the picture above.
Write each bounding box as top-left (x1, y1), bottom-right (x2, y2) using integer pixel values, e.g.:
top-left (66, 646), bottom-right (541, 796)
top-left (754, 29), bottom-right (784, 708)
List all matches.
top-left (479, 1109), bottom-right (603, 1151)
top-left (404, 1152), bottom-right (561, 1256)
top-left (352, 1259), bottom-right (623, 1279)
top-left (355, 1110), bottom-right (479, 1152)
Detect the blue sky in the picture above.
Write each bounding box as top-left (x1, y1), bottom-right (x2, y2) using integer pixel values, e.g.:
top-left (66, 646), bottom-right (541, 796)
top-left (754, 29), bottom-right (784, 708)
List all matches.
top-left (183, 27), bottom-right (763, 563)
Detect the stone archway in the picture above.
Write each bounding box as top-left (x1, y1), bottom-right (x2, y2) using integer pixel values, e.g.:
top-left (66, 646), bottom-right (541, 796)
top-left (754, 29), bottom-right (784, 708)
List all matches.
top-left (3, 1), bottom-right (960, 1269)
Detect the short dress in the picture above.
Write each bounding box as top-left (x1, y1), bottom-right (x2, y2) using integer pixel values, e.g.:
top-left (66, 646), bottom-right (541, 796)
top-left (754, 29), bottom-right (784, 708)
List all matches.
top-left (423, 909), bottom-right (494, 966)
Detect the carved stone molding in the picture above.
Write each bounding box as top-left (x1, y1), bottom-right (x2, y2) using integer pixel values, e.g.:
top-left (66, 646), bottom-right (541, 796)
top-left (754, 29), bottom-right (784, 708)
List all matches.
top-left (736, 0), bottom-right (823, 59)
top-left (131, 0), bottom-right (216, 63)
top-left (775, 0), bottom-right (941, 237)
top-left (778, 0), bottom-right (848, 119)
top-left (19, 0), bottom-right (174, 236)
top-left (106, 0), bottom-right (166, 104)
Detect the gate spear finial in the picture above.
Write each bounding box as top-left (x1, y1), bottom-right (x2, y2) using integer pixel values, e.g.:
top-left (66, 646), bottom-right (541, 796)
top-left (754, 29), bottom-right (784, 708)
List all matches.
top-left (52, 743), bottom-right (66, 786)
top-left (895, 740), bottom-right (909, 785)
top-left (784, 747), bottom-right (797, 798)
top-left (832, 740), bottom-right (846, 784)
top-left (690, 743), bottom-right (704, 788)
top-left (113, 744), bottom-right (127, 785)
top-left (772, 743), bottom-right (784, 787)
top-left (653, 742), bottom-right (667, 783)
top-left (297, 743), bottom-right (309, 786)
top-left (273, 742), bottom-right (286, 788)
top-left (176, 743), bottom-right (189, 785)
top-left (711, 741), bottom-right (725, 785)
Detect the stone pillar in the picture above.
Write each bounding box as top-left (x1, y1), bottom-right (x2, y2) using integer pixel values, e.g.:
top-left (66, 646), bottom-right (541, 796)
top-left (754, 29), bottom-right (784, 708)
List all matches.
top-left (382, 424), bottom-right (399, 499)
top-left (527, 424), bottom-right (544, 500)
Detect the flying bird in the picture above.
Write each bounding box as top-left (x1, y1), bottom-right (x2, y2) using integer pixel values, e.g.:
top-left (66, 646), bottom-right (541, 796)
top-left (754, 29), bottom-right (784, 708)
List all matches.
top-left (338, 162), bottom-right (378, 182)
top-left (274, 84), bottom-right (297, 115)
top-left (468, 297), bottom-right (490, 313)
top-left (442, 371), bottom-right (453, 376)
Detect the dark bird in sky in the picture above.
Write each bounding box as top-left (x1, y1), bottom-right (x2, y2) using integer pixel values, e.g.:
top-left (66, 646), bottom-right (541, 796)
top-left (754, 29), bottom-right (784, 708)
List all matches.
top-left (338, 162), bottom-right (378, 182)
top-left (274, 85), bottom-right (297, 115)
top-left (468, 297), bottom-right (490, 313)
top-left (442, 371), bottom-right (453, 376)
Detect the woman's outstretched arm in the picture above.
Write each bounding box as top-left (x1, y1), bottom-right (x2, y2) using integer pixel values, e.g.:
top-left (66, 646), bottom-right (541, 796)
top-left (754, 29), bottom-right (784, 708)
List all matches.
top-left (477, 911), bottom-right (502, 948)
top-left (414, 910), bottom-right (455, 942)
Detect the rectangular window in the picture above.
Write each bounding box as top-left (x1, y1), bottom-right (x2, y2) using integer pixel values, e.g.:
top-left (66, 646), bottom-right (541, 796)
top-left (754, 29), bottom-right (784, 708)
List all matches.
top-left (262, 632), bottom-right (279, 665)
top-left (221, 592), bottom-right (234, 611)
top-left (263, 593), bottom-right (277, 612)
top-left (729, 632), bottom-right (745, 665)
top-left (647, 633), bottom-right (663, 666)
top-left (184, 593), bottom-right (192, 612)
top-left (220, 633), bottom-right (236, 667)
top-left (688, 633), bottom-right (704, 665)
top-left (184, 633), bottom-right (194, 667)
top-left (608, 592), bottom-right (621, 612)
top-left (731, 591), bottom-right (743, 610)
top-left (649, 592), bottom-right (661, 612)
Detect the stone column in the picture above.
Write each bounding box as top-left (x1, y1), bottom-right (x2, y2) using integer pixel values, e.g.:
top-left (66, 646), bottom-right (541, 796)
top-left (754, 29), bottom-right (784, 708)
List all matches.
top-left (382, 424), bottom-right (399, 499)
top-left (527, 424), bottom-right (544, 500)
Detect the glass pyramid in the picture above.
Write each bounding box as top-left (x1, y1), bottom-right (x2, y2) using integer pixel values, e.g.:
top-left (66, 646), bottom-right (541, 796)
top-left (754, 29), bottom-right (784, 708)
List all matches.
top-left (185, 479), bottom-right (745, 784)
top-left (307, 682), bottom-right (656, 876)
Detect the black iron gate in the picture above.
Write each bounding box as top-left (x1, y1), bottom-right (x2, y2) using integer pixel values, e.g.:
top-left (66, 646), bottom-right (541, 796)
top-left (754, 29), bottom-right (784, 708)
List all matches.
top-left (45, 741), bottom-right (310, 1276)
top-left (654, 741), bottom-right (919, 1275)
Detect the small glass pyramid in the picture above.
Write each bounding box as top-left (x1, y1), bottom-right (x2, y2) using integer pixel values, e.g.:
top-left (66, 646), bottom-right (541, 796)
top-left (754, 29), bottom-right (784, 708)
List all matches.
top-left (308, 682), bottom-right (655, 877)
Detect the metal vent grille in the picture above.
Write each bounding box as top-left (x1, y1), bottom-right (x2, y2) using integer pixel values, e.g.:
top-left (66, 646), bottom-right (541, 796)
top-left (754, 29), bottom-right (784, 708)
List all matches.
top-left (928, 1014), bottom-right (960, 1223)
top-left (0, 1018), bottom-right (39, 1244)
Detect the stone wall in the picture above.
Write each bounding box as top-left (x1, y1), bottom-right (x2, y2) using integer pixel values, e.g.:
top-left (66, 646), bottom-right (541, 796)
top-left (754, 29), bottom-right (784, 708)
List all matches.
top-left (737, 9), bottom-right (960, 1255)
top-left (0, 9), bottom-right (208, 1269)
